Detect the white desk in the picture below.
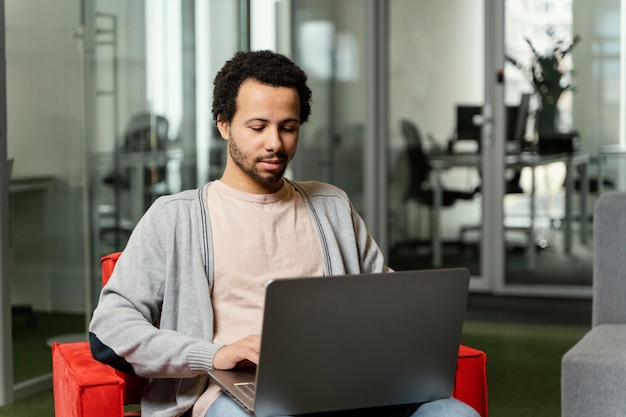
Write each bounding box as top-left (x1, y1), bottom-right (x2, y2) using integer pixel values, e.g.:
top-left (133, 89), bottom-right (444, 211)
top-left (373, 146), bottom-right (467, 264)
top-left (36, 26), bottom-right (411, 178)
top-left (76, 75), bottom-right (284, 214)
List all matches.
top-left (428, 152), bottom-right (589, 269)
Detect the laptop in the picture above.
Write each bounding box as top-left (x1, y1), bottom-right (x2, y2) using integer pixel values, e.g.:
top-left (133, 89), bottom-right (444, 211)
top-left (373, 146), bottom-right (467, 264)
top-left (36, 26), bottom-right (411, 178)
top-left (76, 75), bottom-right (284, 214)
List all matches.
top-left (207, 268), bottom-right (470, 417)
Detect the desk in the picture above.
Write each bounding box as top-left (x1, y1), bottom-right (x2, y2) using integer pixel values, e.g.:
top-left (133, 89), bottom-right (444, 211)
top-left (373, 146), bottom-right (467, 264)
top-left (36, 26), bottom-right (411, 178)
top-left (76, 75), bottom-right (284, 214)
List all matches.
top-left (428, 152), bottom-right (589, 269)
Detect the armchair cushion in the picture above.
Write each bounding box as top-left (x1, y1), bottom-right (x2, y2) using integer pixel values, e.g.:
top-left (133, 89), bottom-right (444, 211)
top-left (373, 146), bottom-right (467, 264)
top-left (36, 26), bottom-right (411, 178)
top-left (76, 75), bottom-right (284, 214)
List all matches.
top-left (561, 193), bottom-right (626, 417)
top-left (562, 324), bottom-right (626, 417)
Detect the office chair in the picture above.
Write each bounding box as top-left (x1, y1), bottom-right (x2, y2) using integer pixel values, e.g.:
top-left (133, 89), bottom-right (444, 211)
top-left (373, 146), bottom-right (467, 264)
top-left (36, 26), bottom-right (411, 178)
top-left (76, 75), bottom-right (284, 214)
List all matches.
top-left (52, 252), bottom-right (489, 417)
top-left (103, 112), bottom-right (170, 198)
top-left (401, 119), bottom-right (476, 207)
top-left (100, 113), bottom-right (170, 250)
top-left (456, 102), bottom-right (527, 196)
top-left (457, 97), bottom-right (532, 246)
top-left (393, 119), bottom-right (477, 255)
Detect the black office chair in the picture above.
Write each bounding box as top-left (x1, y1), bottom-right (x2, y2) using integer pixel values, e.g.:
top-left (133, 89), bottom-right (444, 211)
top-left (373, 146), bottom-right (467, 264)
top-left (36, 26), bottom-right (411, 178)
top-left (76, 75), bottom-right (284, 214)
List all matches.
top-left (393, 119), bottom-right (476, 256)
top-left (101, 113), bottom-right (170, 249)
top-left (401, 119), bottom-right (476, 207)
top-left (104, 113), bottom-right (170, 200)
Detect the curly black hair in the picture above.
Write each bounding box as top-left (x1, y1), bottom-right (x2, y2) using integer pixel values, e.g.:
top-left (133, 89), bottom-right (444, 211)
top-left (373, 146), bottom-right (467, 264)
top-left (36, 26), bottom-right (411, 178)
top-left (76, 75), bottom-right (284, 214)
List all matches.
top-left (212, 50), bottom-right (312, 124)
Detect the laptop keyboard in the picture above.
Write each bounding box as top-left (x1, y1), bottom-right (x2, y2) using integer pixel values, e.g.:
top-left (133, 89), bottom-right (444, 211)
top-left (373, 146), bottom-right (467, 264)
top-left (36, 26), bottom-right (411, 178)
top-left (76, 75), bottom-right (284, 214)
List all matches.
top-left (234, 382), bottom-right (256, 401)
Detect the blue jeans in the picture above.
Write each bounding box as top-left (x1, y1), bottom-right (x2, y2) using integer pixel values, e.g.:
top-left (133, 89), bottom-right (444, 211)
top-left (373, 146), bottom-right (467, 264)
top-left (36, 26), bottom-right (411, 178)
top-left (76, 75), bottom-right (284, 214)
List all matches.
top-left (205, 393), bottom-right (480, 417)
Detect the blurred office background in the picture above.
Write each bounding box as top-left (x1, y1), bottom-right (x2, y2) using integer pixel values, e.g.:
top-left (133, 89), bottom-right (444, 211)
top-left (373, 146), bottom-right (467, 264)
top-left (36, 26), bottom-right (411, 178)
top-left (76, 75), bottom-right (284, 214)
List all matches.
top-left (0, 0), bottom-right (624, 406)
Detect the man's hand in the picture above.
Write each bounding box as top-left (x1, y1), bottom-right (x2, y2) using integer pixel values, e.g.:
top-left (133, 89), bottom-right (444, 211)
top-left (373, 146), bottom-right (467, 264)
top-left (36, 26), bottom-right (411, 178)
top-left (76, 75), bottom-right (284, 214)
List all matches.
top-left (213, 334), bottom-right (261, 370)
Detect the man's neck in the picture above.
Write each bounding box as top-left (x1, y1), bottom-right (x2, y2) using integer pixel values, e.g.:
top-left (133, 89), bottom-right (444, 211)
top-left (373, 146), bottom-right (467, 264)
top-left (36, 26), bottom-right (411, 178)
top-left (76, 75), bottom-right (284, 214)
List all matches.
top-left (219, 172), bottom-right (285, 194)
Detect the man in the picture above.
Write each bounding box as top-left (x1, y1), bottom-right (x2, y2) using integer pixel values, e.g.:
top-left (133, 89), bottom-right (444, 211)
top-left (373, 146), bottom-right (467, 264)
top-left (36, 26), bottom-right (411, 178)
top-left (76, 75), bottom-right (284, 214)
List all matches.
top-left (89, 50), bottom-right (478, 417)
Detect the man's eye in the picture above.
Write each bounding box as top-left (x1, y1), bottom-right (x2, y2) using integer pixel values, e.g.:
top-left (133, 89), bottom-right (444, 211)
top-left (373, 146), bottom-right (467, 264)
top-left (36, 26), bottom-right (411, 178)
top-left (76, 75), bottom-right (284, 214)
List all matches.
top-left (250, 126), bottom-right (264, 132)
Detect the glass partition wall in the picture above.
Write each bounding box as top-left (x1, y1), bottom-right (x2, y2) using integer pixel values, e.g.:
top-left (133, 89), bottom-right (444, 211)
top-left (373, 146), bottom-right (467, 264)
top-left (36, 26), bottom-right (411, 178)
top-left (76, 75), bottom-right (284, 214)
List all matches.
top-left (386, 0), bottom-right (487, 283)
top-left (5, 0), bottom-right (87, 399)
top-left (86, 0), bottom-right (246, 356)
top-left (388, 0), bottom-right (622, 297)
top-left (283, 0), bottom-right (495, 291)
top-left (502, 0), bottom-right (583, 290)
top-left (2, 0), bottom-right (244, 402)
top-left (500, 0), bottom-right (622, 295)
top-left (87, 0), bottom-right (242, 295)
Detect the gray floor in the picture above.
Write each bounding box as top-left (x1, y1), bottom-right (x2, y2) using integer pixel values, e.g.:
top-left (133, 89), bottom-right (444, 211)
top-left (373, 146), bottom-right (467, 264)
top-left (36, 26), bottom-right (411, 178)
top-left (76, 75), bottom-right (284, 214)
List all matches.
top-left (390, 196), bottom-right (594, 329)
top-left (390, 183), bottom-right (594, 289)
top-left (466, 293), bottom-right (592, 327)
top-left (390, 239), bottom-right (594, 327)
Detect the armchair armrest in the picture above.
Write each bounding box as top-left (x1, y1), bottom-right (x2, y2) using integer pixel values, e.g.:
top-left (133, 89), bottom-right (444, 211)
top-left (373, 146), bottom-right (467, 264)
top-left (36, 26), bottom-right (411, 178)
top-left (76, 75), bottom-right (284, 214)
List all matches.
top-left (52, 341), bottom-right (144, 417)
top-left (454, 344), bottom-right (488, 417)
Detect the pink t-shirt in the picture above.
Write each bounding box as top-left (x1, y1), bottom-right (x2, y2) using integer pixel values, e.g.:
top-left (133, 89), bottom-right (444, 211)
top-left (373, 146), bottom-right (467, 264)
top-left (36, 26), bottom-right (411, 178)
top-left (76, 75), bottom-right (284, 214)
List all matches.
top-left (192, 180), bottom-right (323, 416)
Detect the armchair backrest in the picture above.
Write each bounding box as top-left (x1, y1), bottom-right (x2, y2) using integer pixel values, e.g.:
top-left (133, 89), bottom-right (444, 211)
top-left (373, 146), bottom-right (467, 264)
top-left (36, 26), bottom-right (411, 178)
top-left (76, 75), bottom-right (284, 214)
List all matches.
top-left (101, 252), bottom-right (122, 287)
top-left (593, 192), bottom-right (626, 326)
top-left (99, 251), bottom-right (145, 408)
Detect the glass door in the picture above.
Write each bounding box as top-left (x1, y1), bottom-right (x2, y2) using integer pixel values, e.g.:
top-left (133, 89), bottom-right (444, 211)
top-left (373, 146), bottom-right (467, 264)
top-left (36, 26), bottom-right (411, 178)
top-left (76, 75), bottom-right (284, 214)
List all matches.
top-left (0, 0), bottom-right (246, 403)
top-left (498, 0), bottom-right (622, 297)
top-left (4, 0), bottom-right (88, 398)
top-left (87, 0), bottom-right (244, 305)
top-left (284, 0), bottom-right (495, 289)
top-left (502, 0), bottom-right (582, 291)
top-left (387, 0), bottom-right (489, 289)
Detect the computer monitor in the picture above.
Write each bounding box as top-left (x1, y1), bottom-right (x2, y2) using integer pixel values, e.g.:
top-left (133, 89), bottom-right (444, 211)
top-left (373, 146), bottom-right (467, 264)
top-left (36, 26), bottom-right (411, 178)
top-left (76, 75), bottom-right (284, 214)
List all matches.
top-left (455, 105), bottom-right (482, 142)
top-left (455, 94), bottom-right (530, 150)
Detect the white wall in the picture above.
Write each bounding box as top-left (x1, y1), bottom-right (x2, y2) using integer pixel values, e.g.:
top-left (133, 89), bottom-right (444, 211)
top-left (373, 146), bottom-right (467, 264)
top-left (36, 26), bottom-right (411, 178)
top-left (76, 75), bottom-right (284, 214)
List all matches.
top-left (5, 0), bottom-right (83, 180)
top-left (389, 0), bottom-right (484, 148)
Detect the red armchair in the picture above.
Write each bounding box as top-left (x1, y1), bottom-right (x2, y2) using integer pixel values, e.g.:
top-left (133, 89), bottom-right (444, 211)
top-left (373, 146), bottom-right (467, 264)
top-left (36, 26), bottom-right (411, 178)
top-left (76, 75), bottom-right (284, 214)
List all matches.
top-left (52, 252), bottom-right (488, 417)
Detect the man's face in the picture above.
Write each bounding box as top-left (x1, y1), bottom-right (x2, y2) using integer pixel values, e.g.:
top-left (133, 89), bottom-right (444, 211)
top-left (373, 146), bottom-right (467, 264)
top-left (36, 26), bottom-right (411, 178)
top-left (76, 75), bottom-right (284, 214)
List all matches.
top-left (217, 79), bottom-right (301, 193)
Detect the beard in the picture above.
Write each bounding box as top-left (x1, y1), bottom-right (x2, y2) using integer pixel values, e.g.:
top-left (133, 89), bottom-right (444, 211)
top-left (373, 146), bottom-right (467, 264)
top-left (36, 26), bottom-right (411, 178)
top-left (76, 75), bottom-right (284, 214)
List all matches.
top-left (228, 134), bottom-right (290, 184)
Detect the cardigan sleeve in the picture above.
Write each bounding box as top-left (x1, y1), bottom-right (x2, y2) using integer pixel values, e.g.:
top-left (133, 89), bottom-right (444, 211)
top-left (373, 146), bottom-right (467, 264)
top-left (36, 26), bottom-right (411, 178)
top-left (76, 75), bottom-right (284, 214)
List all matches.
top-left (89, 192), bottom-right (223, 378)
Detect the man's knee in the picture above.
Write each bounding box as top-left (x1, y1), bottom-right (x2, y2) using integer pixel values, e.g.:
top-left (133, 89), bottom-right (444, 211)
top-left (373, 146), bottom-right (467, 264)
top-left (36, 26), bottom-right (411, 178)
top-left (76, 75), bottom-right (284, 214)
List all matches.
top-left (413, 398), bottom-right (480, 417)
top-left (204, 394), bottom-right (251, 417)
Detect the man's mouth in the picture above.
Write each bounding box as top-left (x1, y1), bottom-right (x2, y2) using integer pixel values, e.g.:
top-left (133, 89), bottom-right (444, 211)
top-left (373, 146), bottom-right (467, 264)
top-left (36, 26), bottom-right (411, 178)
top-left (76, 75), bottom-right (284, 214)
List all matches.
top-left (258, 158), bottom-right (284, 171)
top-left (257, 154), bottom-right (287, 170)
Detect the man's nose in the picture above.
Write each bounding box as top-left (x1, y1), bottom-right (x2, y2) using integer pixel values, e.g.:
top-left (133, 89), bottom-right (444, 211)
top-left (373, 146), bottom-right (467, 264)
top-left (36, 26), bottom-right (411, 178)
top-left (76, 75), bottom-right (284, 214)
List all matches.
top-left (265, 126), bottom-right (283, 151)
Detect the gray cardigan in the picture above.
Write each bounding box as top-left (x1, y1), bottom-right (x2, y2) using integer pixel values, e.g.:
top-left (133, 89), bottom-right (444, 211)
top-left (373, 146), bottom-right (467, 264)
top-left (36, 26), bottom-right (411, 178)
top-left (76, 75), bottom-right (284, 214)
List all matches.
top-left (89, 180), bottom-right (389, 417)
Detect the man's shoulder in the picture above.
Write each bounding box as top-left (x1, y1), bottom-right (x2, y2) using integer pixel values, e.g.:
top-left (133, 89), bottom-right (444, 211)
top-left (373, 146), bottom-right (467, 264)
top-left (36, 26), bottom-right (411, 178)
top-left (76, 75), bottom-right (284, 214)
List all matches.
top-left (155, 188), bottom-right (199, 203)
top-left (289, 180), bottom-right (348, 199)
top-left (148, 188), bottom-right (202, 213)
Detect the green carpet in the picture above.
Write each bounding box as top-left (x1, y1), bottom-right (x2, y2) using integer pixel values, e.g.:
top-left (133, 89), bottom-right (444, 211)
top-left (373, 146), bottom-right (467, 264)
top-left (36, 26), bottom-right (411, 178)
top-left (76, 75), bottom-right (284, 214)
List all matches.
top-left (11, 311), bottom-right (85, 383)
top-left (0, 319), bottom-right (589, 417)
top-left (461, 321), bottom-right (589, 417)
top-left (0, 391), bottom-right (53, 417)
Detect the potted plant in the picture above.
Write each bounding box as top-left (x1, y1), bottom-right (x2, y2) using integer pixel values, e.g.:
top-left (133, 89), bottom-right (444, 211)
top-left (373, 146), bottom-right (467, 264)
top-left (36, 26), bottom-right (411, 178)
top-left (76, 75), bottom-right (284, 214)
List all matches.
top-left (508, 31), bottom-right (581, 136)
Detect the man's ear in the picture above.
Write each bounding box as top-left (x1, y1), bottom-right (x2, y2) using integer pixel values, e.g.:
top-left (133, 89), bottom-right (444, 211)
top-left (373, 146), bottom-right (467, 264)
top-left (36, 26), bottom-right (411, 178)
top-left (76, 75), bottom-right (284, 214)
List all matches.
top-left (216, 117), bottom-right (230, 140)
